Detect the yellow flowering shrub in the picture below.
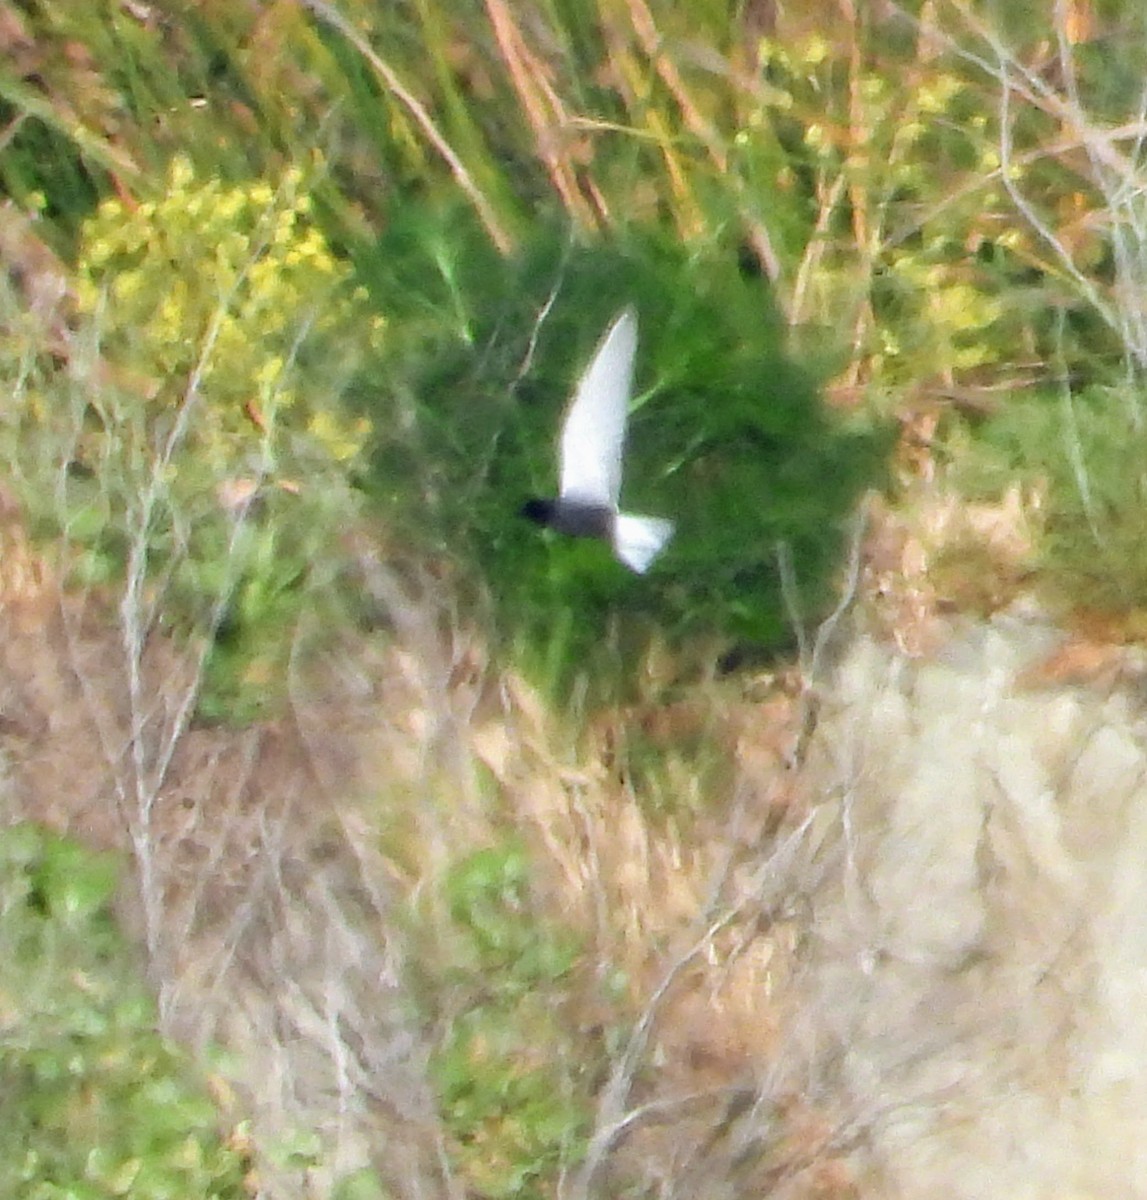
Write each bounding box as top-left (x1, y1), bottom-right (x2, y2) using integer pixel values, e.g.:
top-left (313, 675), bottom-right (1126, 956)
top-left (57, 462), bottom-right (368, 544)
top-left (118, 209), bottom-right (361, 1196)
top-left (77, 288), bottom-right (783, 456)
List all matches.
top-left (46, 157), bottom-right (385, 722)
top-left (75, 155), bottom-right (378, 470)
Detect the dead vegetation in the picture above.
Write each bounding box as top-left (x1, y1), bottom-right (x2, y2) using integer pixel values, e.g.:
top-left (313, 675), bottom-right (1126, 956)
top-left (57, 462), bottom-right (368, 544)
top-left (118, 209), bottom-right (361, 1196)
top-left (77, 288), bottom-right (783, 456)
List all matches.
top-left (0, 481), bottom-right (833, 1196)
top-left (5, 348), bottom-right (1147, 1197)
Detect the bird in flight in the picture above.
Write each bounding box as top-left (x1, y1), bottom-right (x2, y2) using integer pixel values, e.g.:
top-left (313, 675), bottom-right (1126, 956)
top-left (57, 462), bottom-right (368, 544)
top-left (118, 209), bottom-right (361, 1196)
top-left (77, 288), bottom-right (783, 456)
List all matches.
top-left (521, 307), bottom-right (674, 573)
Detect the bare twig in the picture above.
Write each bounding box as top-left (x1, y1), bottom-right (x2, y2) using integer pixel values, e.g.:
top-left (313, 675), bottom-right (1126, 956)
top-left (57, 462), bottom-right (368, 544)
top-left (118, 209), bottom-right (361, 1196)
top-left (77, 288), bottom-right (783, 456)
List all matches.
top-left (778, 504), bottom-right (868, 770)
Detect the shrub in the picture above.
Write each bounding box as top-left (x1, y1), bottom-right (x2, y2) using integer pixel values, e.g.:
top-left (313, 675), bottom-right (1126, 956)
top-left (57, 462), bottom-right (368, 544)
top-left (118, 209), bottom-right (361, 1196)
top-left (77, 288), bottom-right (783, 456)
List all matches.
top-left (357, 206), bottom-right (889, 699)
top-left (0, 824), bottom-right (251, 1198)
top-left (6, 156), bottom-right (380, 722)
top-left (418, 841), bottom-right (590, 1199)
top-left (972, 386), bottom-right (1147, 614)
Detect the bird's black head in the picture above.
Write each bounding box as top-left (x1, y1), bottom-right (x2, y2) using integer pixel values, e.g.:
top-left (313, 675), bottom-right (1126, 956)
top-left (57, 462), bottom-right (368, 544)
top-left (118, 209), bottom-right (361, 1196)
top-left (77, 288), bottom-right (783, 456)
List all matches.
top-left (520, 497), bottom-right (557, 527)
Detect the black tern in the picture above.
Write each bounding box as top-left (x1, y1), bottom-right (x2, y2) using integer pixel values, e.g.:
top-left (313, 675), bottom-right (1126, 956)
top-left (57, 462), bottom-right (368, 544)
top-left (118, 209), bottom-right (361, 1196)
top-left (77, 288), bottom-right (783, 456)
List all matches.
top-left (521, 307), bottom-right (674, 573)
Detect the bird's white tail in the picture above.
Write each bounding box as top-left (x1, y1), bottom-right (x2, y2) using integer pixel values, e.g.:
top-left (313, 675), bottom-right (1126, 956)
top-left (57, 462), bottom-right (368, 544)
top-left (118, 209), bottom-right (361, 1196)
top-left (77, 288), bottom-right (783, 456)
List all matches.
top-left (613, 513), bottom-right (674, 573)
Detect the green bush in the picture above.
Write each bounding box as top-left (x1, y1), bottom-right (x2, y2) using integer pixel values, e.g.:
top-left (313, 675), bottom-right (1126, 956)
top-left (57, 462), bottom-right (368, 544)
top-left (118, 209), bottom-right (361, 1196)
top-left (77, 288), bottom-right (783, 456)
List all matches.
top-left (971, 387), bottom-right (1147, 613)
top-left (357, 206), bottom-right (889, 699)
top-left (0, 824), bottom-right (250, 1198)
top-left (74, 155), bottom-right (377, 468)
top-left (417, 841), bottom-right (590, 1200)
top-left (5, 156), bottom-right (379, 722)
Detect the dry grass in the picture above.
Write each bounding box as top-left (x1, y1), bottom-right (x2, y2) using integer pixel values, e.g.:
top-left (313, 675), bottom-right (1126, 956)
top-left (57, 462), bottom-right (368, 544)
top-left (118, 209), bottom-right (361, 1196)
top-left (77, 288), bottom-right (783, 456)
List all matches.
top-left (0, 473), bottom-right (858, 1197)
top-left (6, 378), bottom-right (1147, 1197)
top-left (0, 243), bottom-right (1125, 1199)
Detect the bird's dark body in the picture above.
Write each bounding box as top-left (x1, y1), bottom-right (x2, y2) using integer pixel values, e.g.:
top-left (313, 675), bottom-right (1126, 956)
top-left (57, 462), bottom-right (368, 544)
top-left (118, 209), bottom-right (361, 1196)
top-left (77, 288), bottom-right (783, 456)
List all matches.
top-left (521, 497), bottom-right (614, 540)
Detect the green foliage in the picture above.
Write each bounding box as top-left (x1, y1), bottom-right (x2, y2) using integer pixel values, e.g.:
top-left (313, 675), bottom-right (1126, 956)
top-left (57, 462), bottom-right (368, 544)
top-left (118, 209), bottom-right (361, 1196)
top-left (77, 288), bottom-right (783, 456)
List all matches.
top-left (421, 841), bottom-right (589, 1200)
top-left (75, 154), bottom-right (377, 468)
top-left (9, 156), bottom-right (377, 722)
top-left (357, 206), bottom-right (888, 698)
top-left (441, 844), bottom-right (580, 986)
top-left (0, 824), bottom-right (250, 1198)
top-left (0, 0), bottom-right (124, 229)
top-left (0, 97), bottom-right (102, 231)
top-left (0, 1), bottom-right (328, 227)
top-left (745, 32), bottom-right (1027, 387)
top-left (972, 387), bottom-right (1147, 612)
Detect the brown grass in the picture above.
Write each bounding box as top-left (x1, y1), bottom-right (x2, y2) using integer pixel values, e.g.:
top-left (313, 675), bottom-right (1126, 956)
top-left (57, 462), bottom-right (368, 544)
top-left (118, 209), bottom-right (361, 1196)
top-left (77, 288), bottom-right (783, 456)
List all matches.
top-left (0, 484), bottom-right (860, 1198)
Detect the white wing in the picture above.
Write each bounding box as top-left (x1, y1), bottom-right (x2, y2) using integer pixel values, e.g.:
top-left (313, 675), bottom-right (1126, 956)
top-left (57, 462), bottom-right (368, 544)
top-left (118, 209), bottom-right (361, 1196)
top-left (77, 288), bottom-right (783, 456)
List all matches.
top-left (613, 513), bottom-right (674, 573)
top-left (558, 308), bottom-right (636, 508)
